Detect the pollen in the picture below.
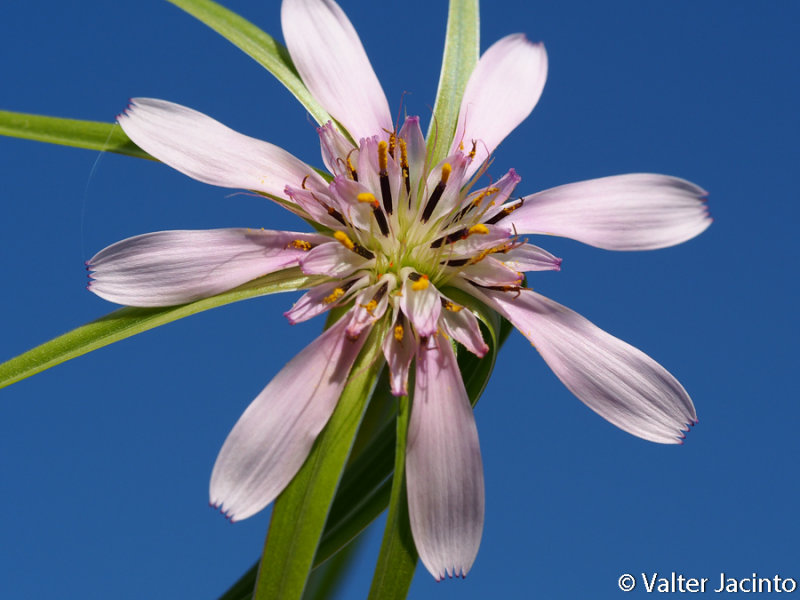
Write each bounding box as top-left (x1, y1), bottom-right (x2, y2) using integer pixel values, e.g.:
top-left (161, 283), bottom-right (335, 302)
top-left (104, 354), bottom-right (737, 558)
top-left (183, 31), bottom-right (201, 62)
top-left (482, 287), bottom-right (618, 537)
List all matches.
top-left (363, 299), bottom-right (378, 314)
top-left (411, 274), bottom-right (430, 291)
top-left (346, 151), bottom-right (358, 181)
top-left (394, 324), bottom-right (404, 341)
top-left (468, 140), bottom-right (477, 160)
top-left (468, 224), bottom-right (490, 236)
top-left (443, 300), bottom-right (464, 312)
top-left (378, 141), bottom-right (389, 172)
top-left (357, 192), bottom-right (379, 207)
top-left (333, 230), bottom-right (355, 250)
top-left (440, 163), bottom-right (452, 184)
top-left (323, 287), bottom-right (345, 304)
top-left (287, 239), bottom-right (312, 251)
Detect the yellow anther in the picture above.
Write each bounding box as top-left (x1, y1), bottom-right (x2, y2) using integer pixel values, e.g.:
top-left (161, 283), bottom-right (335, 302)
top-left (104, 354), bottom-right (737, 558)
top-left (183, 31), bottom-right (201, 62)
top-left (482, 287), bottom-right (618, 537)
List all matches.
top-left (394, 324), bottom-right (404, 342)
top-left (288, 239), bottom-right (312, 251)
top-left (468, 224), bottom-right (490, 236)
top-left (444, 300), bottom-right (464, 312)
top-left (411, 274), bottom-right (430, 291)
top-left (357, 192), bottom-right (379, 207)
top-left (469, 140), bottom-right (477, 160)
top-left (363, 299), bottom-right (378, 314)
top-left (440, 163), bottom-right (452, 184)
top-left (378, 141), bottom-right (389, 172)
top-left (346, 152), bottom-right (358, 179)
top-left (398, 138), bottom-right (408, 168)
top-left (333, 230), bottom-right (355, 250)
top-left (323, 288), bottom-right (345, 304)
top-left (388, 133), bottom-right (397, 158)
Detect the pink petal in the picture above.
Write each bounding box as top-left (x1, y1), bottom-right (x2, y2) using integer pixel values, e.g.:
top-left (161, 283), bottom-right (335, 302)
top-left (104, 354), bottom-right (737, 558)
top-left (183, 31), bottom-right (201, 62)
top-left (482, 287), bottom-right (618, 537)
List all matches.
top-left (118, 99), bottom-right (321, 200)
top-left (284, 274), bottom-right (369, 325)
top-left (459, 257), bottom-right (524, 287)
top-left (299, 241), bottom-right (371, 277)
top-left (399, 271), bottom-right (441, 338)
top-left (382, 312), bottom-right (417, 396)
top-left (508, 174), bottom-right (711, 250)
top-left (318, 121), bottom-right (357, 176)
top-left (87, 229), bottom-right (325, 306)
top-left (281, 0), bottom-right (392, 141)
top-left (479, 288), bottom-right (697, 443)
top-left (451, 35), bottom-right (548, 179)
top-left (209, 313), bottom-right (368, 521)
top-left (439, 300), bottom-right (488, 357)
top-left (499, 243), bottom-right (562, 272)
top-left (406, 335), bottom-right (484, 580)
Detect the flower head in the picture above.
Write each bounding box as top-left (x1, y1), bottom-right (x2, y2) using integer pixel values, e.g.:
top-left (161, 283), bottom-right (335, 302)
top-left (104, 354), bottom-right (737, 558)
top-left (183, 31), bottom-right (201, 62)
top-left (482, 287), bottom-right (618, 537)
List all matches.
top-left (87, 0), bottom-right (710, 580)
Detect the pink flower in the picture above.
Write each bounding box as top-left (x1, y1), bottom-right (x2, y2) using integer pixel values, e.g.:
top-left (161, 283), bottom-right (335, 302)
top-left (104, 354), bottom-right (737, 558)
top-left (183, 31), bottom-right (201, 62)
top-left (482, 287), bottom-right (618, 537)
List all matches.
top-left (86, 0), bottom-right (710, 580)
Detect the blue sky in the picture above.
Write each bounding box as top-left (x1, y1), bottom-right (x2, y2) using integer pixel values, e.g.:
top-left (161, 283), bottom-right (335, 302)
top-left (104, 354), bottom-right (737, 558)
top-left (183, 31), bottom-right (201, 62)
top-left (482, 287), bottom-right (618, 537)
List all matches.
top-left (1, 1), bottom-right (798, 598)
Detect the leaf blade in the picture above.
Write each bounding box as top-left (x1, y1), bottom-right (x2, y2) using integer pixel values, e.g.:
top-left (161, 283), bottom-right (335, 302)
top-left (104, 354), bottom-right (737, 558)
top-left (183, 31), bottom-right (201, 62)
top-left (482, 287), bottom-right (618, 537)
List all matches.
top-left (0, 110), bottom-right (152, 159)
top-left (0, 269), bottom-right (317, 389)
top-left (426, 0), bottom-right (480, 166)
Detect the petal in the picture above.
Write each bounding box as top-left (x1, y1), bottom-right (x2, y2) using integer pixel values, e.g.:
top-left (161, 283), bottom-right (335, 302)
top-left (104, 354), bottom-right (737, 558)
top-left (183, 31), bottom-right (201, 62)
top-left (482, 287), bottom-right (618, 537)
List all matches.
top-left (398, 116), bottom-right (427, 195)
top-left (508, 174), bottom-right (711, 250)
top-left (439, 300), bottom-right (488, 357)
top-left (87, 229), bottom-right (325, 306)
top-left (399, 270), bottom-right (441, 338)
top-left (281, 0), bottom-right (392, 141)
top-left (451, 35), bottom-right (548, 179)
top-left (406, 335), bottom-right (484, 580)
top-left (459, 257), bottom-right (524, 287)
top-left (382, 312), bottom-right (417, 396)
top-left (299, 240), bottom-right (371, 277)
top-left (210, 314), bottom-right (368, 521)
top-left (118, 99), bottom-right (321, 199)
top-left (479, 288), bottom-right (697, 443)
top-left (284, 274), bottom-right (369, 324)
top-left (498, 243), bottom-right (562, 272)
top-left (346, 276), bottom-right (394, 338)
top-left (318, 121), bottom-right (357, 176)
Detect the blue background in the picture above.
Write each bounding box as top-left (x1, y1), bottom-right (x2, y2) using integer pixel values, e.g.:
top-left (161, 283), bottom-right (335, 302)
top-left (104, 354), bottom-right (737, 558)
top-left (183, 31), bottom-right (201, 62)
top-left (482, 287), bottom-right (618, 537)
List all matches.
top-left (2, 1), bottom-right (798, 598)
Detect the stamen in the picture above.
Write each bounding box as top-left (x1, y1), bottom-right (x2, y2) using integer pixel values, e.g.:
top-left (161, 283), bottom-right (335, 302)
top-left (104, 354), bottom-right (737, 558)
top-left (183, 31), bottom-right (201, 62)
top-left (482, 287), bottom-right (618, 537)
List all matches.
top-left (363, 299), bottom-right (378, 314)
top-left (430, 227), bottom-right (467, 248)
top-left (333, 230), bottom-right (375, 259)
top-left (357, 191), bottom-right (390, 235)
top-left (421, 163), bottom-right (452, 222)
top-left (324, 288), bottom-right (345, 304)
top-left (394, 324), bottom-right (404, 342)
top-left (287, 239), bottom-right (313, 251)
top-left (398, 138), bottom-right (410, 195)
top-left (378, 141), bottom-right (393, 214)
top-left (357, 192), bottom-right (379, 208)
top-left (388, 133), bottom-right (397, 159)
top-left (408, 272), bottom-right (430, 291)
top-left (485, 198), bottom-right (525, 225)
top-left (468, 224), bottom-right (489, 235)
top-left (442, 299), bottom-right (464, 312)
top-left (346, 151), bottom-right (358, 182)
top-left (334, 230), bottom-right (355, 250)
top-left (468, 140), bottom-right (477, 160)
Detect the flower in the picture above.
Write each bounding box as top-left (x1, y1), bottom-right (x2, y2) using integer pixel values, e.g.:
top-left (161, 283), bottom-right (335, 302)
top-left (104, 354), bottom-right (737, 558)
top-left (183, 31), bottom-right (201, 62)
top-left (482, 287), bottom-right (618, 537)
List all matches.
top-left (86, 0), bottom-right (710, 581)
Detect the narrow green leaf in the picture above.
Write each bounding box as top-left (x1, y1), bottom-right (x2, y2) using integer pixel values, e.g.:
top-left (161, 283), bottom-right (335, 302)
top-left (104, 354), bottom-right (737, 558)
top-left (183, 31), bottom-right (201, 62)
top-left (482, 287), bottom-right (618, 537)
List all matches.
top-left (426, 0), bottom-right (480, 166)
top-left (253, 323), bottom-right (388, 600)
top-left (367, 394), bottom-right (417, 600)
top-left (0, 269), bottom-right (317, 389)
top-left (0, 110), bottom-right (152, 159)
top-left (167, 0), bottom-right (330, 125)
